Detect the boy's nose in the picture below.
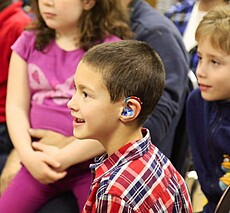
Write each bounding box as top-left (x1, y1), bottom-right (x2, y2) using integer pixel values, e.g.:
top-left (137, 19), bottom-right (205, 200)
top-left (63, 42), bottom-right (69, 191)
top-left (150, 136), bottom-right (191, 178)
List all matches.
top-left (196, 63), bottom-right (207, 78)
top-left (67, 96), bottom-right (79, 111)
top-left (42, 0), bottom-right (54, 6)
top-left (67, 97), bottom-right (74, 110)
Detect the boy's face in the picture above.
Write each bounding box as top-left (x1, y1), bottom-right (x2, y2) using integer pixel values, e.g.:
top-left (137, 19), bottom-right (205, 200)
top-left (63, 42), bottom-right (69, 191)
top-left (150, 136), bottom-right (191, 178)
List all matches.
top-left (68, 61), bottom-right (123, 141)
top-left (196, 39), bottom-right (230, 101)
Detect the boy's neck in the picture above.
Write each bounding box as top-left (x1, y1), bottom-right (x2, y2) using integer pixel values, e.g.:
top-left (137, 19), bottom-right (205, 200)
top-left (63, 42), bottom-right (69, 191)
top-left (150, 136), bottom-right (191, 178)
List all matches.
top-left (103, 126), bottom-right (143, 157)
top-left (199, 0), bottom-right (224, 11)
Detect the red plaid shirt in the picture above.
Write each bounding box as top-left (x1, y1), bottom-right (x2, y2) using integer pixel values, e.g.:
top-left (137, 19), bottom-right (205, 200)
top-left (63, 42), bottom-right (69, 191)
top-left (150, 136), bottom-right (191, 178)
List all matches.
top-left (83, 129), bottom-right (192, 212)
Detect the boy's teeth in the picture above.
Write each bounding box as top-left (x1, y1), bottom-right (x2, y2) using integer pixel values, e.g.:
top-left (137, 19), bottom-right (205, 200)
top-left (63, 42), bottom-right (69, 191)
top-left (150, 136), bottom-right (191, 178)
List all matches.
top-left (77, 118), bottom-right (84, 123)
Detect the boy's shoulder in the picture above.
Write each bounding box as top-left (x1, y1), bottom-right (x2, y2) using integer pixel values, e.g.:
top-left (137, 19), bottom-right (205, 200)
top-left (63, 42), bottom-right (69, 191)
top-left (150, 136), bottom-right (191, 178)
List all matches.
top-left (98, 145), bottom-right (188, 211)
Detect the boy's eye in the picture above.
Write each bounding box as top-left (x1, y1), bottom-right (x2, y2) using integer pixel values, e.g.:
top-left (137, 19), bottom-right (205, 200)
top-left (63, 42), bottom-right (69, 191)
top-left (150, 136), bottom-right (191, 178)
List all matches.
top-left (197, 55), bottom-right (202, 61)
top-left (211, 59), bottom-right (220, 65)
top-left (83, 91), bottom-right (88, 98)
top-left (73, 83), bottom-right (77, 89)
top-left (73, 85), bottom-right (77, 93)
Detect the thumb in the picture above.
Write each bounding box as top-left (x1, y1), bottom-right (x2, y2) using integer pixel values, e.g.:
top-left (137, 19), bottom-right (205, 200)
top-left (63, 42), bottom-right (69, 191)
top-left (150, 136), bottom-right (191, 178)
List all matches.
top-left (32, 142), bottom-right (46, 152)
top-left (28, 128), bottom-right (46, 138)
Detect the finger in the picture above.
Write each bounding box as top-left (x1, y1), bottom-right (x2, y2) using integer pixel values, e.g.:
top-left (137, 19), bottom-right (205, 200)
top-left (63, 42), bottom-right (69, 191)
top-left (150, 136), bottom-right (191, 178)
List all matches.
top-left (32, 142), bottom-right (46, 152)
top-left (28, 128), bottom-right (47, 138)
top-left (43, 155), bottom-right (61, 168)
top-left (47, 170), bottom-right (67, 183)
top-left (39, 169), bottom-right (67, 184)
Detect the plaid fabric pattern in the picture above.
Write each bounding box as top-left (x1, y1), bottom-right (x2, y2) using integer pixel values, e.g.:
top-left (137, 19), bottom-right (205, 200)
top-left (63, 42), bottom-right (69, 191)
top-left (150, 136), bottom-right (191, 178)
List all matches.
top-left (165, 0), bottom-right (198, 72)
top-left (83, 129), bottom-right (192, 212)
top-left (165, 0), bottom-right (196, 36)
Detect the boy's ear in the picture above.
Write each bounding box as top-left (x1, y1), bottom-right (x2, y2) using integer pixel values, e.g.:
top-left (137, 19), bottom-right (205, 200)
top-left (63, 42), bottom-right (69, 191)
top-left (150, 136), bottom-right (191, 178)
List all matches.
top-left (83, 0), bottom-right (96, 10)
top-left (119, 98), bottom-right (141, 123)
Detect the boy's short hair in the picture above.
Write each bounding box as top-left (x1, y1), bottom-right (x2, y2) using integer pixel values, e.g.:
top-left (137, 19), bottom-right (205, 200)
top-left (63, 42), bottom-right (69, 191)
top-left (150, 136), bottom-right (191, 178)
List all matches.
top-left (195, 5), bottom-right (230, 54)
top-left (82, 40), bottom-right (165, 125)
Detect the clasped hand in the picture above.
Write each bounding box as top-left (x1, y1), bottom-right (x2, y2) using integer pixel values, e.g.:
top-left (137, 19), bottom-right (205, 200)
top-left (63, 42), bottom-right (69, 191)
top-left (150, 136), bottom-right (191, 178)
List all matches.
top-left (23, 149), bottom-right (67, 185)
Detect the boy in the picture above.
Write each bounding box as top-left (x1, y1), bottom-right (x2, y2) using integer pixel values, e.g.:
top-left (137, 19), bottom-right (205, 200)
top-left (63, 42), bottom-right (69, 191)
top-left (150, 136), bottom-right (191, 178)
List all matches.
top-left (67, 40), bottom-right (192, 212)
top-left (186, 5), bottom-right (230, 212)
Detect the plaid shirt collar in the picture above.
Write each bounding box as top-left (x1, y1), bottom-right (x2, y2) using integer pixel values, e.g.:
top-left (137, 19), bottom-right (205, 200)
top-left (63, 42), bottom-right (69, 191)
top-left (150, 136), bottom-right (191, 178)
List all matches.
top-left (90, 128), bottom-right (150, 181)
top-left (165, 0), bottom-right (196, 35)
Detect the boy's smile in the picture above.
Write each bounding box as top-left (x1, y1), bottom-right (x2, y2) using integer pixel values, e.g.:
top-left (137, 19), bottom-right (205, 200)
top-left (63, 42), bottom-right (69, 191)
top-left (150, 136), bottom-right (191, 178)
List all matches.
top-left (73, 117), bottom-right (85, 126)
top-left (196, 39), bottom-right (230, 101)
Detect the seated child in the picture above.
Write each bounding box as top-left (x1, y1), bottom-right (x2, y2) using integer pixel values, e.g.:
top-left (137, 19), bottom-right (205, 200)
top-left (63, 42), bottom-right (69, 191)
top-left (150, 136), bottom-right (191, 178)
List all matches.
top-left (186, 5), bottom-right (230, 213)
top-left (67, 40), bottom-right (192, 212)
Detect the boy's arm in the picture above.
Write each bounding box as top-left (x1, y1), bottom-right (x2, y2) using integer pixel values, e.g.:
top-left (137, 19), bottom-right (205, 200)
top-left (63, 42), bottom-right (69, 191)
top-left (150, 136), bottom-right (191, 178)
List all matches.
top-left (32, 139), bottom-right (105, 171)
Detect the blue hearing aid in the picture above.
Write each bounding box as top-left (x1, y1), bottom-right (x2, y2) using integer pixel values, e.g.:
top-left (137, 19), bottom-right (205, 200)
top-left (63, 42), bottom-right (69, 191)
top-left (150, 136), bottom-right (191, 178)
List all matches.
top-left (121, 107), bottom-right (134, 116)
top-left (121, 96), bottom-right (142, 116)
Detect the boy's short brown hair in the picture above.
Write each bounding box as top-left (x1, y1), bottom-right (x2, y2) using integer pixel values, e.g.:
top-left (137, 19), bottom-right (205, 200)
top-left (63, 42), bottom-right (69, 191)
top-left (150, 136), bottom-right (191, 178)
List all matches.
top-left (82, 40), bottom-right (165, 125)
top-left (195, 5), bottom-right (230, 54)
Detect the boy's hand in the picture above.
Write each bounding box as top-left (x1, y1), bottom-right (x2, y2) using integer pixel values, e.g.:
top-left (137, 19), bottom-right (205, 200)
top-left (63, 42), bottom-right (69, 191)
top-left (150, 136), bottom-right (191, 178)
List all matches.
top-left (23, 151), bottom-right (67, 184)
top-left (219, 155), bottom-right (230, 191)
top-left (32, 142), bottom-right (69, 171)
top-left (29, 128), bottom-right (75, 148)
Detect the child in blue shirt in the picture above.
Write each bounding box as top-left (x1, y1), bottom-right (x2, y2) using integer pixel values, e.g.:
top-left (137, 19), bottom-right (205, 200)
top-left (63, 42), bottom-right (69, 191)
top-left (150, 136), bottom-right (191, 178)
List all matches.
top-left (186, 5), bottom-right (230, 212)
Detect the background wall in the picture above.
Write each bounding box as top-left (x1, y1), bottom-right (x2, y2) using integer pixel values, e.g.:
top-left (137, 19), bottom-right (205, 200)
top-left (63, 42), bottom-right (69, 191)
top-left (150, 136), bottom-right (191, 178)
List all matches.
top-left (145, 0), bottom-right (156, 7)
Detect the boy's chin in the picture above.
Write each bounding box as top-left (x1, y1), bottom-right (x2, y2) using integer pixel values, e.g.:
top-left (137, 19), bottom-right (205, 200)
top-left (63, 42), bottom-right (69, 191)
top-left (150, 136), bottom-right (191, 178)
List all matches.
top-left (201, 92), bottom-right (215, 101)
top-left (73, 130), bottom-right (84, 139)
top-left (201, 93), bottom-right (225, 102)
top-left (73, 130), bottom-right (93, 140)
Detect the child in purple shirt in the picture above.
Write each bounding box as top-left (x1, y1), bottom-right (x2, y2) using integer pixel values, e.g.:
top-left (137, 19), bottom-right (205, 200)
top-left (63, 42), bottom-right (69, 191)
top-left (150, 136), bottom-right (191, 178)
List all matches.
top-left (0, 0), bottom-right (132, 212)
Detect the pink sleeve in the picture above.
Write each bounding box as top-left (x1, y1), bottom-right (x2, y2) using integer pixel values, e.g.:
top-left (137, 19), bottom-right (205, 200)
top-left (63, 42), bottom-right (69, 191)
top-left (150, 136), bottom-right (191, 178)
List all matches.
top-left (104, 35), bottom-right (121, 43)
top-left (11, 31), bottom-right (35, 62)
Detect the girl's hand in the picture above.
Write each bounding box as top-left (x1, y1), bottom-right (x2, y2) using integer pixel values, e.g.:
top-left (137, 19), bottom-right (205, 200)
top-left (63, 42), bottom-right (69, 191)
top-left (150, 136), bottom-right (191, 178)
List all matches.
top-left (29, 128), bottom-right (75, 148)
top-left (32, 142), bottom-right (70, 171)
top-left (23, 151), bottom-right (67, 184)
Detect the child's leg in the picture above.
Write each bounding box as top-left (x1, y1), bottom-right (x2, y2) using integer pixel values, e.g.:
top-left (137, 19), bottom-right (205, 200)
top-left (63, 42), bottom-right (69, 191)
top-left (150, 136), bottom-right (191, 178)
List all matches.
top-left (72, 170), bottom-right (92, 211)
top-left (0, 166), bottom-right (58, 213)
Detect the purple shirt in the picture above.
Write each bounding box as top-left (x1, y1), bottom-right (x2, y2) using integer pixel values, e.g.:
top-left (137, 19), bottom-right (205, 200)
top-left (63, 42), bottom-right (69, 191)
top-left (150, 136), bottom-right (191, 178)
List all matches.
top-left (12, 31), bottom-right (120, 136)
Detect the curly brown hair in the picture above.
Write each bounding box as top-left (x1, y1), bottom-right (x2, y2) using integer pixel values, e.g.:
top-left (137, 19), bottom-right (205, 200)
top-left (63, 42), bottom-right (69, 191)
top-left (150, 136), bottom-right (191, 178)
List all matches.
top-left (28, 0), bottom-right (133, 51)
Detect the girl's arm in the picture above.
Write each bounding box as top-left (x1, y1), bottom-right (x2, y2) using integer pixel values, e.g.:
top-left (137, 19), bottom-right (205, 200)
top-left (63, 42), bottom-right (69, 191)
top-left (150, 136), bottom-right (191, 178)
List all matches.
top-left (6, 52), bottom-right (66, 184)
top-left (6, 52), bottom-right (33, 156)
